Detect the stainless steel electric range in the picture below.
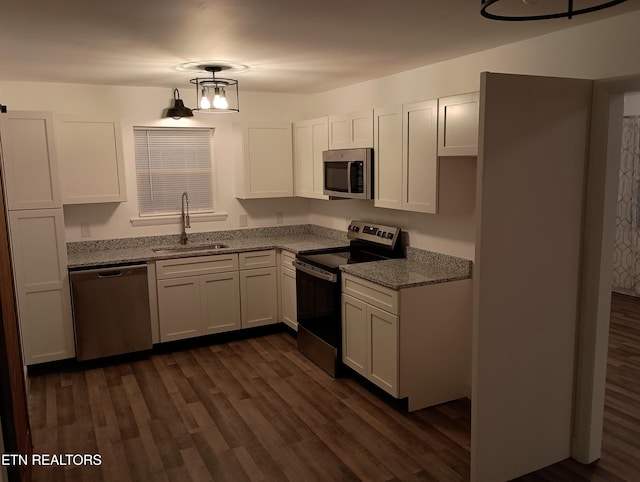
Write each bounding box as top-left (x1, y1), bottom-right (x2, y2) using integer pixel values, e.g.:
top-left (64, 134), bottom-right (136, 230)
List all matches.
top-left (293, 220), bottom-right (402, 376)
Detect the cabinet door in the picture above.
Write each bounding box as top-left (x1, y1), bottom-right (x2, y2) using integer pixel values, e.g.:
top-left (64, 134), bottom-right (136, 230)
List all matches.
top-left (280, 267), bottom-right (297, 331)
top-left (201, 271), bottom-right (241, 334)
top-left (56, 117), bottom-right (127, 204)
top-left (438, 92), bottom-right (479, 156)
top-left (236, 123), bottom-right (293, 199)
top-left (403, 100), bottom-right (438, 214)
top-left (294, 120), bottom-right (314, 197)
top-left (311, 119), bottom-right (329, 198)
top-left (240, 267), bottom-right (278, 328)
top-left (157, 275), bottom-right (201, 341)
top-left (328, 113), bottom-right (351, 149)
top-left (8, 209), bottom-right (74, 364)
top-left (368, 305), bottom-right (399, 396)
top-left (294, 117), bottom-right (329, 199)
top-left (342, 293), bottom-right (367, 376)
top-left (328, 110), bottom-right (373, 149)
top-left (374, 105), bottom-right (403, 210)
top-left (350, 109), bottom-right (374, 148)
top-left (0, 111), bottom-right (61, 210)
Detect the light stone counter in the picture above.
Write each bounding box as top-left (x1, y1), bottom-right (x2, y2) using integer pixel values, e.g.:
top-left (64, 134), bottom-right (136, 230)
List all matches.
top-left (67, 224), bottom-right (472, 289)
top-left (340, 247), bottom-right (472, 290)
top-left (67, 225), bottom-right (348, 269)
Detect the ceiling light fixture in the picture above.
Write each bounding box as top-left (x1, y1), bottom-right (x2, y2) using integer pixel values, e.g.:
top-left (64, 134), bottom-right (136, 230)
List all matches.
top-left (190, 66), bottom-right (239, 113)
top-left (164, 89), bottom-right (194, 119)
top-left (480, 0), bottom-right (627, 21)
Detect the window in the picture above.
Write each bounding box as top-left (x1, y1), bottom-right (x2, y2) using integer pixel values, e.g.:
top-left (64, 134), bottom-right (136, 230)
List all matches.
top-left (134, 128), bottom-right (214, 216)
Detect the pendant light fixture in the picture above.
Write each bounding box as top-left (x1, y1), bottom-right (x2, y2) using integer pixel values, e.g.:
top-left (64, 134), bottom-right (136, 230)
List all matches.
top-left (164, 89), bottom-right (194, 119)
top-left (480, 0), bottom-right (627, 21)
top-left (190, 66), bottom-right (240, 113)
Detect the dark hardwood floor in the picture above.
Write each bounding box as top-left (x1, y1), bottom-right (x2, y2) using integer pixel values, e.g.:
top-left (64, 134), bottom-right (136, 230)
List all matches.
top-left (27, 292), bottom-right (640, 481)
top-left (27, 331), bottom-right (471, 482)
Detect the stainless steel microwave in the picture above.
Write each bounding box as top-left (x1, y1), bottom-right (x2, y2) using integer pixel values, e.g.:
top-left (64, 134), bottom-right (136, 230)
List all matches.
top-left (322, 148), bottom-right (373, 200)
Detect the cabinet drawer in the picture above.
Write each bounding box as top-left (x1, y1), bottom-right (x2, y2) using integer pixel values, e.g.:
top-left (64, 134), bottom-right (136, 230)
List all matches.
top-left (239, 250), bottom-right (276, 270)
top-left (342, 273), bottom-right (398, 315)
top-left (280, 249), bottom-right (296, 269)
top-left (156, 254), bottom-right (239, 279)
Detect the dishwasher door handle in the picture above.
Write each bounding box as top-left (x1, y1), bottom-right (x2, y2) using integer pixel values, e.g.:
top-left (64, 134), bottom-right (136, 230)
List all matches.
top-left (98, 270), bottom-right (123, 278)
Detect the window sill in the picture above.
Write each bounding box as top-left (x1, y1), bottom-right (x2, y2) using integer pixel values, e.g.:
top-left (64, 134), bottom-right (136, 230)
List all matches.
top-left (130, 212), bottom-right (228, 227)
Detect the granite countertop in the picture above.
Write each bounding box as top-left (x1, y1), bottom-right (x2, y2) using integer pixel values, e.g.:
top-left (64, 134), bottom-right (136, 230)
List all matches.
top-left (340, 247), bottom-right (472, 290)
top-left (67, 225), bottom-right (473, 290)
top-left (67, 225), bottom-right (349, 269)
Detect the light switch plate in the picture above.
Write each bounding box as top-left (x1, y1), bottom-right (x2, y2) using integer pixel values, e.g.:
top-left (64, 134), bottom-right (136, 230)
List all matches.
top-left (276, 212), bottom-right (283, 224)
top-left (80, 224), bottom-right (91, 237)
top-left (238, 213), bottom-right (248, 227)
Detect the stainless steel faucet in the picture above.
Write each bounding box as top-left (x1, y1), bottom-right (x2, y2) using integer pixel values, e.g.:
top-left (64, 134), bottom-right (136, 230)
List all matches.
top-left (180, 191), bottom-right (190, 245)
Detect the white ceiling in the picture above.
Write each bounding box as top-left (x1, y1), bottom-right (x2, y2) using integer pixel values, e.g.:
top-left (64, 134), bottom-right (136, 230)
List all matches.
top-left (0, 0), bottom-right (638, 94)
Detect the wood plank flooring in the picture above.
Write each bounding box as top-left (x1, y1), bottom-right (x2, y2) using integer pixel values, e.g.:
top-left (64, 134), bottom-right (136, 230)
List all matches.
top-left (28, 332), bottom-right (471, 482)
top-left (27, 292), bottom-right (640, 481)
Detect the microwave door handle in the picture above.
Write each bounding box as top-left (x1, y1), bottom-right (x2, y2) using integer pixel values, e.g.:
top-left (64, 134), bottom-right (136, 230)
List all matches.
top-left (347, 161), bottom-right (353, 193)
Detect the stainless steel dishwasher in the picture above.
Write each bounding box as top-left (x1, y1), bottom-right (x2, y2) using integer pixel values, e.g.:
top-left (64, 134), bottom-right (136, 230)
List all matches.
top-left (70, 263), bottom-right (152, 361)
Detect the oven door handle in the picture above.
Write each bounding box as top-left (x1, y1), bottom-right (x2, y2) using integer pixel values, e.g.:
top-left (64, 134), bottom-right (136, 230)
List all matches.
top-left (293, 260), bottom-right (338, 283)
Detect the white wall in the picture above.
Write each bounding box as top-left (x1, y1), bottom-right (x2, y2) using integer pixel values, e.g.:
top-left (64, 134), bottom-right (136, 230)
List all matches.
top-left (0, 82), bottom-right (312, 241)
top-left (2, 10), bottom-right (640, 256)
top-left (303, 10), bottom-right (640, 261)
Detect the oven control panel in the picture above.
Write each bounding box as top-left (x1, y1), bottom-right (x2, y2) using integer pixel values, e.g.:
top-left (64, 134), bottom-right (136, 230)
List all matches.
top-left (347, 220), bottom-right (400, 249)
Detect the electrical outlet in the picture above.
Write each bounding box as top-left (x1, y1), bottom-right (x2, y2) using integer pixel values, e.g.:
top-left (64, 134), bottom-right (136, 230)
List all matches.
top-left (238, 213), bottom-right (248, 227)
top-left (276, 212), bottom-right (283, 224)
top-left (80, 224), bottom-right (91, 238)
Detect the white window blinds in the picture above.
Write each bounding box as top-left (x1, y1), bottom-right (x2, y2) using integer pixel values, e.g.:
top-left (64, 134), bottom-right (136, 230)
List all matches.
top-left (134, 128), bottom-right (214, 216)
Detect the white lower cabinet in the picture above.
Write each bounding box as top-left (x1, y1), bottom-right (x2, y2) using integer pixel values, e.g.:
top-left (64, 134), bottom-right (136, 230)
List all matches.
top-left (156, 250), bottom-right (278, 341)
top-left (202, 272), bottom-right (241, 334)
top-left (368, 304), bottom-right (399, 395)
top-left (157, 275), bottom-right (202, 342)
top-left (240, 250), bottom-right (278, 328)
top-left (279, 250), bottom-right (297, 331)
top-left (342, 293), bottom-right (399, 397)
top-left (8, 209), bottom-right (75, 364)
top-left (342, 273), bottom-right (472, 411)
top-left (156, 254), bottom-right (240, 342)
top-left (342, 294), bottom-right (368, 375)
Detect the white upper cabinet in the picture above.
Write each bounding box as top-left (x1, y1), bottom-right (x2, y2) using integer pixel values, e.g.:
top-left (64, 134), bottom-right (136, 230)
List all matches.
top-left (374, 97), bottom-right (476, 215)
top-left (374, 105), bottom-right (403, 210)
top-left (0, 111), bottom-right (61, 210)
top-left (235, 123), bottom-right (294, 199)
top-left (438, 92), bottom-right (479, 156)
top-left (374, 101), bottom-right (438, 214)
top-left (56, 117), bottom-right (127, 204)
top-left (293, 116), bottom-right (329, 200)
top-left (328, 109), bottom-right (373, 149)
top-left (403, 99), bottom-right (439, 214)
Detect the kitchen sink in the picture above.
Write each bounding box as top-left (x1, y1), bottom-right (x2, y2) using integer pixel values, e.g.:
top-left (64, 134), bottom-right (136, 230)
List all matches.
top-left (152, 243), bottom-right (229, 254)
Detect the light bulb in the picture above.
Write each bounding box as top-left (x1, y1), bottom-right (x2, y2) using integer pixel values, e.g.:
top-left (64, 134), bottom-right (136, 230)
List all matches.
top-left (213, 87), bottom-right (228, 109)
top-left (200, 88), bottom-right (210, 109)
